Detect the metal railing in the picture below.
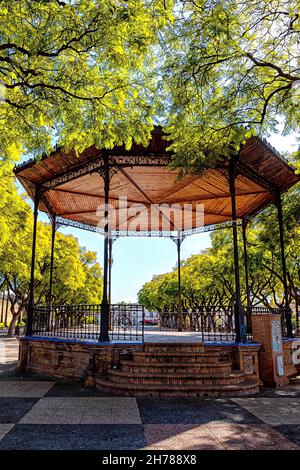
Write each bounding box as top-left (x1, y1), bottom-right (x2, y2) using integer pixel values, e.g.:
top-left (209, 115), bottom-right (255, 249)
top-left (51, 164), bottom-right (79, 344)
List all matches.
top-left (29, 303), bottom-right (295, 343)
top-left (159, 306), bottom-right (241, 342)
top-left (31, 304), bottom-right (144, 342)
top-left (159, 305), bottom-right (295, 341)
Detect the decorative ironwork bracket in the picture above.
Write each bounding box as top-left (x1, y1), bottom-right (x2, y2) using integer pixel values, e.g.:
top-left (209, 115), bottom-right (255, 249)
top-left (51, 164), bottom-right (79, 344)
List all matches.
top-left (41, 194), bottom-right (56, 218)
top-left (39, 156), bottom-right (105, 191)
top-left (170, 232), bottom-right (186, 246)
top-left (96, 162), bottom-right (120, 181)
top-left (35, 154), bottom-right (170, 192)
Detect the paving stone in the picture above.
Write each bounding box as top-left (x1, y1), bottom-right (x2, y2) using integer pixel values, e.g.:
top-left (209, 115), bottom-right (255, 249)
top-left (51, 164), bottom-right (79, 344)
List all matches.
top-left (0, 424), bottom-right (146, 450)
top-left (0, 338), bottom-right (18, 367)
top-left (211, 399), bottom-right (261, 424)
top-left (80, 409), bottom-right (112, 425)
top-left (0, 364), bottom-right (17, 375)
top-left (87, 397), bottom-right (138, 408)
top-left (260, 381), bottom-right (300, 398)
top-left (206, 423), bottom-right (299, 450)
top-left (45, 382), bottom-right (111, 397)
top-left (274, 425), bottom-right (300, 447)
top-left (20, 396), bottom-right (141, 425)
top-left (143, 424), bottom-right (224, 450)
top-left (0, 381), bottom-right (54, 397)
top-left (0, 424), bottom-right (14, 441)
top-left (137, 397), bottom-right (261, 424)
top-left (233, 398), bottom-right (300, 425)
top-left (260, 389), bottom-right (300, 398)
top-left (0, 397), bottom-right (39, 423)
top-left (29, 397), bottom-right (65, 409)
top-left (0, 371), bottom-right (56, 382)
top-left (49, 411), bottom-right (86, 425)
top-left (52, 397), bottom-right (89, 408)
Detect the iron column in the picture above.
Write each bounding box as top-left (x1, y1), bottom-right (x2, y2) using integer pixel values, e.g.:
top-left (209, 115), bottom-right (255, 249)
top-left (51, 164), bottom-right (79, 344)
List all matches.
top-left (108, 237), bottom-right (113, 305)
top-left (229, 158), bottom-right (247, 343)
top-left (48, 216), bottom-right (56, 307)
top-left (26, 190), bottom-right (40, 336)
top-left (177, 237), bottom-right (183, 331)
top-left (99, 154), bottom-right (110, 342)
top-left (242, 216), bottom-right (252, 334)
top-left (276, 191), bottom-right (293, 337)
top-left (171, 234), bottom-right (184, 332)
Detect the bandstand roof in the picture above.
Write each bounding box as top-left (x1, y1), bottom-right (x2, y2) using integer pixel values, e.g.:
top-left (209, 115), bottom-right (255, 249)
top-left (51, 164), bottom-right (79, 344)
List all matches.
top-left (14, 126), bottom-right (299, 236)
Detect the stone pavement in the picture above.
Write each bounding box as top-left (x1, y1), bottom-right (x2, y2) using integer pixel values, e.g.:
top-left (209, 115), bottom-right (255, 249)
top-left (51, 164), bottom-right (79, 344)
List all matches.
top-left (0, 337), bottom-right (299, 450)
top-left (0, 337), bottom-right (19, 374)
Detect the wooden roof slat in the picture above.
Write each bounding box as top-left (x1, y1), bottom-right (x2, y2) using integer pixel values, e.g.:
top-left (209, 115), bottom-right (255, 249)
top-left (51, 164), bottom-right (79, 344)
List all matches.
top-left (14, 127), bottom-right (299, 233)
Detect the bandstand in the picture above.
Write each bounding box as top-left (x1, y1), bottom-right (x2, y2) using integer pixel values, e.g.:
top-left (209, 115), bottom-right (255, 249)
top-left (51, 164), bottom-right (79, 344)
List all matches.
top-left (14, 126), bottom-right (300, 396)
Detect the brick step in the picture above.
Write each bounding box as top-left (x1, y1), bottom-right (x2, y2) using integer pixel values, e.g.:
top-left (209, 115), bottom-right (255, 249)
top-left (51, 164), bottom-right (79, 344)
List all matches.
top-left (96, 378), bottom-right (259, 397)
top-left (120, 360), bottom-right (232, 375)
top-left (108, 369), bottom-right (245, 386)
top-left (131, 352), bottom-right (221, 364)
top-left (143, 342), bottom-right (204, 353)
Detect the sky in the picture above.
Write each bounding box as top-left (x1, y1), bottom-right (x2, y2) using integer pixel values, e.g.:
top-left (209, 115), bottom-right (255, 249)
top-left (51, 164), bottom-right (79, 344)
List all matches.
top-left (35, 131), bottom-right (299, 304)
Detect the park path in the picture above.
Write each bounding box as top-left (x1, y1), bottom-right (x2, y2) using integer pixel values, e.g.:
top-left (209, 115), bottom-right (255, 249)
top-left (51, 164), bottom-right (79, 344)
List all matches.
top-left (0, 337), bottom-right (19, 374)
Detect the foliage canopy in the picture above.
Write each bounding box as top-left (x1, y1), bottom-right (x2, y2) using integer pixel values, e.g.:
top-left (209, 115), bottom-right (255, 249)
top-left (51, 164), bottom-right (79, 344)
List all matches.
top-left (0, 1), bottom-right (299, 168)
top-left (162, 0), bottom-right (300, 171)
top-left (0, 0), bottom-right (172, 160)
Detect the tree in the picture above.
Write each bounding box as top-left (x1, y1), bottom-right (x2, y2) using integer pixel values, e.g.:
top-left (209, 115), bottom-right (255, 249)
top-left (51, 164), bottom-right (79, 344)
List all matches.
top-left (161, 0), bottom-right (300, 172)
top-left (138, 272), bottom-right (178, 313)
top-left (250, 187), bottom-right (300, 307)
top-left (50, 241), bottom-right (103, 305)
top-left (0, 161), bottom-right (22, 259)
top-left (0, 170), bottom-right (103, 336)
top-left (0, 0), bottom-right (172, 161)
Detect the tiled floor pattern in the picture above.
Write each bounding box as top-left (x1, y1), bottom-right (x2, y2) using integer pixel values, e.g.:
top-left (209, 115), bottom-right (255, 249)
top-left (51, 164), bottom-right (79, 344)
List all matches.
top-left (0, 376), bottom-right (299, 450)
top-left (0, 338), bottom-right (299, 450)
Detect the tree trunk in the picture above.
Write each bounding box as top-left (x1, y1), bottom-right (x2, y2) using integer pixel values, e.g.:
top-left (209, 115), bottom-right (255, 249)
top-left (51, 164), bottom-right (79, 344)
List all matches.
top-left (7, 305), bottom-right (24, 337)
top-left (7, 314), bottom-right (18, 337)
